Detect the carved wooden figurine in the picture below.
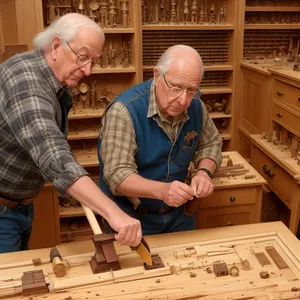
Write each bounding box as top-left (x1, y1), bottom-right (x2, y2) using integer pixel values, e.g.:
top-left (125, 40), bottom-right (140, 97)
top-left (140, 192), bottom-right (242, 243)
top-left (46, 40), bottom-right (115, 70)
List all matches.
top-left (191, 0), bottom-right (198, 24)
top-left (183, 0), bottom-right (189, 24)
top-left (199, 6), bottom-right (205, 24)
top-left (142, 0), bottom-right (148, 24)
top-left (209, 4), bottom-right (215, 24)
top-left (121, 41), bottom-right (131, 68)
top-left (108, 40), bottom-right (117, 68)
top-left (120, 0), bottom-right (129, 28)
top-left (170, 0), bottom-right (177, 24)
top-left (89, 0), bottom-right (99, 22)
top-left (78, 0), bottom-right (85, 15)
top-left (99, 1), bottom-right (109, 28)
top-left (90, 80), bottom-right (97, 109)
top-left (108, 0), bottom-right (117, 27)
top-left (79, 82), bottom-right (89, 108)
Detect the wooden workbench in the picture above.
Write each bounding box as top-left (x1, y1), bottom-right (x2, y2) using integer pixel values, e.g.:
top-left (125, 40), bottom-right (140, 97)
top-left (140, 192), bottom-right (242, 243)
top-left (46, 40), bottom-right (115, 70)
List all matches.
top-left (1, 222), bottom-right (300, 300)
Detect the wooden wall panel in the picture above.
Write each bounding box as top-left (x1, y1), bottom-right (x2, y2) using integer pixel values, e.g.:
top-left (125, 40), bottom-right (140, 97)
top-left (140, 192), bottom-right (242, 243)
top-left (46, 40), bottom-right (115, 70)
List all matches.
top-left (0, 0), bottom-right (18, 44)
top-left (0, 4), bottom-right (4, 53)
top-left (15, 0), bottom-right (43, 49)
top-left (0, 0), bottom-right (43, 50)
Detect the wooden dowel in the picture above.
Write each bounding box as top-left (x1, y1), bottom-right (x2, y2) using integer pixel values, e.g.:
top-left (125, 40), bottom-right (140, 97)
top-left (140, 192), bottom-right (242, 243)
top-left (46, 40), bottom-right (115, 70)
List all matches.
top-left (81, 205), bottom-right (102, 235)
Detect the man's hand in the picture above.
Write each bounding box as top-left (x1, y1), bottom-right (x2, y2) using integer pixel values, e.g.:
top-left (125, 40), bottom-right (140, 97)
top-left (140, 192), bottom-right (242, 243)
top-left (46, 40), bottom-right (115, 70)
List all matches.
top-left (191, 170), bottom-right (214, 198)
top-left (161, 181), bottom-right (194, 207)
top-left (106, 210), bottom-right (142, 247)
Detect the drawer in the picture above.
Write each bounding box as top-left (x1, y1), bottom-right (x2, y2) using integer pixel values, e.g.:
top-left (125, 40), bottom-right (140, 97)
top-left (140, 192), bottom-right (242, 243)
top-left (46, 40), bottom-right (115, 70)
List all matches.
top-left (272, 103), bottom-right (300, 137)
top-left (197, 205), bottom-right (255, 229)
top-left (198, 187), bottom-right (257, 209)
top-left (251, 145), bottom-right (296, 209)
top-left (273, 79), bottom-right (300, 112)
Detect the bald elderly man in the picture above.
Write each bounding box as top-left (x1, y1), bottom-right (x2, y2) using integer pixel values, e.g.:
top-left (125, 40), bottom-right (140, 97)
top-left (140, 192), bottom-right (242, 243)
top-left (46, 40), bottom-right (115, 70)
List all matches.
top-left (99, 45), bottom-right (222, 235)
top-left (0, 13), bottom-right (141, 253)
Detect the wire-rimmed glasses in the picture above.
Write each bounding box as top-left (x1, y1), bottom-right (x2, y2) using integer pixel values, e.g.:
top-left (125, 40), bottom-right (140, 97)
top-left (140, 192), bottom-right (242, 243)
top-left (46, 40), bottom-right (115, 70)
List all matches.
top-left (65, 41), bottom-right (96, 67)
top-left (163, 74), bottom-right (201, 99)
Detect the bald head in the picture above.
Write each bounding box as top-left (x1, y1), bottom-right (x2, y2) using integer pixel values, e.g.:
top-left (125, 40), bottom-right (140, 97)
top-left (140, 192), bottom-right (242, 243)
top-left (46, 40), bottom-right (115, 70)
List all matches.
top-left (156, 45), bottom-right (204, 79)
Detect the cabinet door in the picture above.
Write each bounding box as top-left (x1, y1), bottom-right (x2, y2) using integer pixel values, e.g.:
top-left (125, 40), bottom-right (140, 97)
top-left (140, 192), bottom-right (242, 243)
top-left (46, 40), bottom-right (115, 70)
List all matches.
top-left (29, 185), bottom-right (60, 249)
top-left (240, 69), bottom-right (272, 135)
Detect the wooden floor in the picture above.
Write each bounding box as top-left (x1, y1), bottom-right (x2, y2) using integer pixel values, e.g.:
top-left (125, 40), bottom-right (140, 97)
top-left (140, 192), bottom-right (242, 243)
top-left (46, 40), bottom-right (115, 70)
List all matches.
top-left (1, 222), bottom-right (300, 300)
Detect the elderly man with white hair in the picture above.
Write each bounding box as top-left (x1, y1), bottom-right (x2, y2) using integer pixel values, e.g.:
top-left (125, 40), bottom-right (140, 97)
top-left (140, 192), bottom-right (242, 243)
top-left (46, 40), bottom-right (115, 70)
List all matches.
top-left (99, 45), bottom-right (223, 235)
top-left (0, 13), bottom-right (142, 253)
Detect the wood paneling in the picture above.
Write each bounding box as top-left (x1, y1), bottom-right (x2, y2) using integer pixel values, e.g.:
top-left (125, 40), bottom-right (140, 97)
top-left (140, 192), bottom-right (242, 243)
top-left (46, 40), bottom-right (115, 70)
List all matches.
top-left (29, 185), bottom-right (60, 249)
top-left (240, 68), bottom-right (272, 135)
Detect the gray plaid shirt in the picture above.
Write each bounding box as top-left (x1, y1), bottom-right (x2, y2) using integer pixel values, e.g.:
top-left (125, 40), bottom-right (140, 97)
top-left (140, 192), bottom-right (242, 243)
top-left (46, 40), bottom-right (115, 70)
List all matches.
top-left (0, 49), bottom-right (88, 199)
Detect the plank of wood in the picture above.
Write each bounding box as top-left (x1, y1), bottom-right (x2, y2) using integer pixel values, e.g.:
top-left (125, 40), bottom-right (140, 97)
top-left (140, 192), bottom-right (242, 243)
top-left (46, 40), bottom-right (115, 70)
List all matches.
top-left (265, 246), bottom-right (289, 270)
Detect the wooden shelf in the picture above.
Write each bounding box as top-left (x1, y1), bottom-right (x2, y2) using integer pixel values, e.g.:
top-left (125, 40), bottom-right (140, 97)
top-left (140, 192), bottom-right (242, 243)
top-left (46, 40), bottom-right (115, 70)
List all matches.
top-left (73, 149), bottom-right (99, 168)
top-left (210, 112), bottom-right (232, 119)
top-left (92, 65), bottom-right (136, 74)
top-left (201, 87), bottom-right (232, 95)
top-left (60, 218), bottom-right (93, 235)
top-left (142, 24), bottom-right (235, 31)
top-left (221, 134), bottom-right (231, 141)
top-left (245, 6), bottom-right (300, 12)
top-left (68, 108), bottom-right (105, 120)
top-left (60, 206), bottom-right (85, 218)
top-left (244, 24), bottom-right (300, 30)
top-left (102, 28), bottom-right (135, 33)
top-left (143, 65), bottom-right (234, 72)
top-left (67, 128), bottom-right (99, 140)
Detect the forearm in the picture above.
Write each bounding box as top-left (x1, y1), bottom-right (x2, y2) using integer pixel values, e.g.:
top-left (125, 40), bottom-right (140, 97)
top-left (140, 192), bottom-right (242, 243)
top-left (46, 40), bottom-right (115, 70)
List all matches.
top-left (66, 175), bottom-right (119, 220)
top-left (117, 173), bottom-right (166, 200)
top-left (196, 158), bottom-right (217, 174)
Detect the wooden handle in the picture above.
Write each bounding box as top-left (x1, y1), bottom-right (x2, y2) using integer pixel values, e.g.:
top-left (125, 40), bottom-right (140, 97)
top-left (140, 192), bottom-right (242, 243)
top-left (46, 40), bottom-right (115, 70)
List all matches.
top-left (184, 197), bottom-right (199, 216)
top-left (82, 204), bottom-right (103, 235)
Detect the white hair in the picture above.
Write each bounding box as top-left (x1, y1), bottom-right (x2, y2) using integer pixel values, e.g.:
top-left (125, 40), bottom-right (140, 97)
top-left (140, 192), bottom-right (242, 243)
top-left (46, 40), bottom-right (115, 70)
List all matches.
top-left (156, 45), bottom-right (204, 79)
top-left (33, 13), bottom-right (105, 51)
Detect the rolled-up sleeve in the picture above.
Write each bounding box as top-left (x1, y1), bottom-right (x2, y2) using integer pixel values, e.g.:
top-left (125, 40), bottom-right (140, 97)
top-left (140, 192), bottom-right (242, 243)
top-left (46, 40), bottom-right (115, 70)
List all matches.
top-left (192, 101), bottom-right (223, 169)
top-left (3, 94), bottom-right (88, 196)
top-left (99, 102), bottom-right (138, 195)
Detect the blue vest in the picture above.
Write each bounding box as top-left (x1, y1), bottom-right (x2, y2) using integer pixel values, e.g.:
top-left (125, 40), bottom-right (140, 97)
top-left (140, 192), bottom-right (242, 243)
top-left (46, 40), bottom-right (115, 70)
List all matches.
top-left (98, 78), bottom-right (203, 211)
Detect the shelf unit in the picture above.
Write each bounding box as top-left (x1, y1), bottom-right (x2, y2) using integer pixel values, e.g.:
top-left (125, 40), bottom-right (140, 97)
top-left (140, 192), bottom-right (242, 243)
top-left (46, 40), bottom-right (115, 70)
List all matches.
top-left (141, 0), bottom-right (239, 151)
top-left (29, 0), bottom-right (143, 244)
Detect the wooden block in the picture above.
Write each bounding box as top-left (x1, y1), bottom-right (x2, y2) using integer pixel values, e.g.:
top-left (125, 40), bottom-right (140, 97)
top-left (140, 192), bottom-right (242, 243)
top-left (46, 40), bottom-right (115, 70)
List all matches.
top-left (265, 246), bottom-right (289, 270)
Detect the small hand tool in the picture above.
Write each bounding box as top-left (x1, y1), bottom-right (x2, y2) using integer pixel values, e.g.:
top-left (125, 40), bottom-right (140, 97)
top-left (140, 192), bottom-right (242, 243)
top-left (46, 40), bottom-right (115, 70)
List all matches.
top-left (82, 204), bottom-right (153, 266)
top-left (50, 247), bottom-right (67, 277)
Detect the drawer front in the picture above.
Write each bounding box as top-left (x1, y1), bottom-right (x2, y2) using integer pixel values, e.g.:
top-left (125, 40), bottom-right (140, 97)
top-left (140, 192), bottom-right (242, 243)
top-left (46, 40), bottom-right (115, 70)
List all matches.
top-left (198, 187), bottom-right (257, 209)
top-left (251, 145), bottom-right (295, 209)
top-left (272, 103), bottom-right (300, 137)
top-left (274, 79), bottom-right (300, 112)
top-left (197, 205), bottom-right (254, 229)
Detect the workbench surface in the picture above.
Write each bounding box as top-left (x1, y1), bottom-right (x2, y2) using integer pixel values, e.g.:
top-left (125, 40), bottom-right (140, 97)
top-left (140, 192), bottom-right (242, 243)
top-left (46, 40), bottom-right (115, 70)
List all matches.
top-left (1, 222), bottom-right (300, 300)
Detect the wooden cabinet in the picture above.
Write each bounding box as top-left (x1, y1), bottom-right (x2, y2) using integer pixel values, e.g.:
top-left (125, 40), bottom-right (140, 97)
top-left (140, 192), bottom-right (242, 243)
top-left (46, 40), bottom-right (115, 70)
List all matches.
top-left (251, 136), bottom-right (300, 234)
top-left (239, 66), bottom-right (272, 136)
top-left (249, 71), bottom-right (300, 235)
top-left (196, 151), bottom-right (266, 229)
top-left (29, 185), bottom-right (60, 249)
top-left (237, 0), bottom-right (300, 159)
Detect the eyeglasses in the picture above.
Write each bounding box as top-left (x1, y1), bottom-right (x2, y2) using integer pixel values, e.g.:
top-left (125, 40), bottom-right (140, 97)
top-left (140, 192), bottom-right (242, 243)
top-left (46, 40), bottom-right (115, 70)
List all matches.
top-left (65, 41), bottom-right (96, 67)
top-left (163, 74), bottom-right (201, 99)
